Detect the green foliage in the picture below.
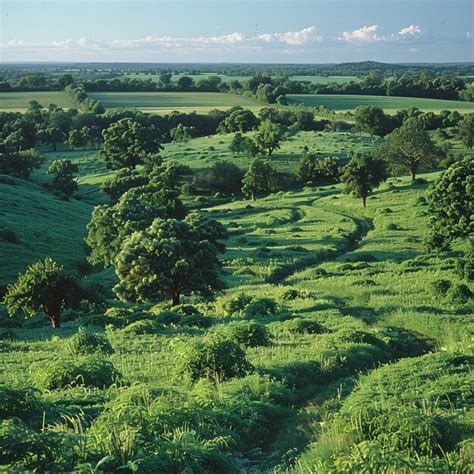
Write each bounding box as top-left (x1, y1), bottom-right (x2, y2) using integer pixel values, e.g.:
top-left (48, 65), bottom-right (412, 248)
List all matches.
top-left (281, 318), bottom-right (326, 334)
top-left (0, 387), bottom-right (46, 422)
top-left (446, 283), bottom-right (473, 305)
top-left (220, 320), bottom-right (272, 347)
top-left (341, 152), bottom-right (388, 206)
top-left (193, 160), bottom-right (243, 195)
top-left (33, 356), bottom-right (122, 390)
top-left (243, 297), bottom-right (279, 318)
top-left (457, 113), bottom-right (474, 148)
top-left (298, 151), bottom-right (341, 185)
top-left (427, 156), bottom-right (473, 250)
top-left (354, 106), bottom-right (394, 137)
top-left (242, 158), bottom-right (281, 200)
top-left (47, 159), bottom-right (78, 199)
top-left (4, 257), bottom-right (82, 328)
top-left (66, 327), bottom-right (114, 356)
top-left (253, 120), bottom-right (285, 156)
top-left (431, 278), bottom-right (452, 297)
top-left (178, 336), bottom-right (253, 382)
top-left (0, 149), bottom-right (44, 179)
top-left (121, 319), bottom-right (161, 335)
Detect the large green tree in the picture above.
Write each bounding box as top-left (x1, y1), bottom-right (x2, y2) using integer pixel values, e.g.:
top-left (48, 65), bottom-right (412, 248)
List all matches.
top-left (253, 120), bottom-right (285, 156)
top-left (4, 258), bottom-right (82, 328)
top-left (341, 153), bottom-right (388, 207)
top-left (241, 158), bottom-right (279, 201)
top-left (114, 214), bottom-right (227, 305)
top-left (382, 118), bottom-right (444, 180)
top-left (427, 156), bottom-right (473, 250)
top-left (457, 114), bottom-right (474, 149)
top-left (101, 119), bottom-right (162, 170)
top-left (48, 159), bottom-right (78, 199)
top-left (354, 106), bottom-right (394, 137)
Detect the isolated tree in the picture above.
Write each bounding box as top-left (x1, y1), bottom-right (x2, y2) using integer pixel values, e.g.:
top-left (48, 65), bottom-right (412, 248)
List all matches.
top-left (177, 76), bottom-right (194, 91)
top-left (241, 158), bottom-right (278, 201)
top-left (86, 183), bottom-right (186, 266)
top-left (159, 72), bottom-right (172, 87)
top-left (427, 156), bottom-right (473, 250)
top-left (457, 114), bottom-right (474, 149)
top-left (354, 106), bottom-right (393, 137)
top-left (230, 132), bottom-right (258, 157)
top-left (220, 109), bottom-right (259, 133)
top-left (383, 118), bottom-right (444, 180)
top-left (37, 126), bottom-right (65, 152)
top-left (253, 120), bottom-right (285, 156)
top-left (193, 161), bottom-right (243, 195)
top-left (341, 153), bottom-right (388, 207)
top-left (113, 214), bottom-right (227, 305)
top-left (4, 258), bottom-right (82, 328)
top-left (101, 119), bottom-right (162, 170)
top-left (48, 159), bottom-right (78, 199)
top-left (68, 127), bottom-right (92, 149)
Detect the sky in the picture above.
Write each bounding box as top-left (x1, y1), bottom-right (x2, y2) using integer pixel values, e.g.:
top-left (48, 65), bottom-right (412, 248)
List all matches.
top-left (1, 0), bottom-right (473, 63)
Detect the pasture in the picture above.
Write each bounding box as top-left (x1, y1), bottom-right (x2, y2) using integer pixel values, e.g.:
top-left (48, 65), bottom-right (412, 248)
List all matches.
top-left (88, 91), bottom-right (263, 111)
top-left (287, 93), bottom-right (474, 112)
top-left (0, 91), bottom-right (74, 111)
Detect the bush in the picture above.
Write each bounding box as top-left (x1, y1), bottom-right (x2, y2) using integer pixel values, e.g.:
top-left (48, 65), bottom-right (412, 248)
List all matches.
top-left (66, 327), bottom-right (114, 356)
top-left (104, 306), bottom-right (151, 328)
top-left (431, 278), bottom-right (452, 297)
top-left (121, 319), bottom-right (161, 335)
top-left (0, 228), bottom-right (19, 244)
top-left (178, 336), bottom-right (253, 382)
top-left (333, 329), bottom-right (382, 347)
top-left (222, 293), bottom-right (253, 316)
top-left (243, 298), bottom-right (279, 318)
top-left (282, 318), bottom-right (325, 335)
top-left (456, 248), bottom-right (474, 281)
top-left (34, 356), bottom-right (122, 390)
top-left (446, 283), bottom-right (473, 305)
top-left (385, 223), bottom-right (399, 231)
top-left (281, 288), bottom-right (314, 301)
top-left (0, 387), bottom-right (45, 421)
top-left (223, 321), bottom-right (272, 347)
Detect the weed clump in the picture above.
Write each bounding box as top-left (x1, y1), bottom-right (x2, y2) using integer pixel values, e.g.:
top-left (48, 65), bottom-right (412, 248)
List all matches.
top-left (121, 319), bottom-right (161, 335)
top-left (431, 278), bottom-right (452, 297)
top-left (220, 321), bottom-right (272, 347)
top-left (446, 283), bottom-right (473, 305)
top-left (66, 327), bottom-right (114, 356)
top-left (282, 318), bottom-right (326, 335)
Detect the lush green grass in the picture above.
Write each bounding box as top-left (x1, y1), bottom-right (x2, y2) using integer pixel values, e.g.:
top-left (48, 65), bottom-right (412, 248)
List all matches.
top-left (0, 91), bottom-right (74, 111)
top-left (287, 93), bottom-right (474, 112)
top-left (88, 91), bottom-right (263, 110)
top-left (289, 75), bottom-right (360, 84)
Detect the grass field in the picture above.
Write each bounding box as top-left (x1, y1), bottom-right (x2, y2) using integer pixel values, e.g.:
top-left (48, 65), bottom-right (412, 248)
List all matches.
top-left (0, 91), bottom-right (74, 111)
top-left (287, 93), bottom-right (474, 112)
top-left (88, 91), bottom-right (262, 111)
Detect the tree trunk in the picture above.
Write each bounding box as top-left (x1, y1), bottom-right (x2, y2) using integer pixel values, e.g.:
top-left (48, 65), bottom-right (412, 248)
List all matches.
top-left (172, 292), bottom-right (180, 306)
top-left (49, 312), bottom-right (61, 329)
top-left (53, 142), bottom-right (57, 152)
top-left (362, 195), bottom-right (367, 208)
top-left (410, 163), bottom-right (417, 181)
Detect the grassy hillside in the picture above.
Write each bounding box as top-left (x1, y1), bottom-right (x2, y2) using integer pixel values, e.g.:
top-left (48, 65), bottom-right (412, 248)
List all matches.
top-left (0, 175), bottom-right (93, 288)
top-left (0, 91), bottom-right (75, 111)
top-left (88, 91), bottom-right (263, 111)
top-left (287, 93), bottom-right (474, 112)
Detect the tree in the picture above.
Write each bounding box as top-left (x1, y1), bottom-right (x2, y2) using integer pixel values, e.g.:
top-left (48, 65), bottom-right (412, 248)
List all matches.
top-left (229, 132), bottom-right (258, 157)
top-left (68, 127), bottom-right (92, 149)
top-left (101, 119), bottom-right (162, 170)
top-left (86, 183), bottom-right (186, 266)
top-left (177, 76), bottom-right (194, 91)
top-left (253, 120), bottom-right (285, 156)
top-left (37, 126), bottom-right (65, 152)
top-left (170, 124), bottom-right (195, 142)
top-left (427, 156), bottom-right (473, 250)
top-left (113, 214), bottom-right (227, 306)
top-left (382, 118), bottom-right (444, 180)
top-left (298, 152), bottom-right (341, 185)
top-left (193, 161), bottom-right (244, 195)
top-left (100, 169), bottom-right (148, 202)
top-left (48, 159), bottom-right (78, 199)
top-left (457, 114), bottom-right (474, 149)
top-left (219, 109), bottom-right (259, 133)
top-left (241, 158), bottom-right (279, 201)
top-left (0, 149), bottom-right (43, 179)
top-left (159, 72), bottom-right (172, 87)
top-left (4, 258), bottom-right (82, 328)
top-left (341, 153), bottom-right (388, 207)
top-left (354, 106), bottom-right (394, 137)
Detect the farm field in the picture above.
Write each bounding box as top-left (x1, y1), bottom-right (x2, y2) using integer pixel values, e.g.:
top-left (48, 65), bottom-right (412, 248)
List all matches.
top-left (0, 91), bottom-right (74, 111)
top-left (287, 93), bottom-right (474, 112)
top-left (88, 91), bottom-right (263, 111)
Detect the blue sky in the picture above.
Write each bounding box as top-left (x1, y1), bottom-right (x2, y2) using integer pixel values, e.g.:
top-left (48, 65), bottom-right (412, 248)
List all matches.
top-left (1, 0), bottom-right (473, 63)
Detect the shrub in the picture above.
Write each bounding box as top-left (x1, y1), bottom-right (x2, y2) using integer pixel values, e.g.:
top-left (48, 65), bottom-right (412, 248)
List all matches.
top-left (223, 321), bottom-right (272, 347)
top-left (222, 293), bottom-right (253, 316)
top-left (333, 328), bottom-right (382, 347)
top-left (431, 278), bottom-right (452, 297)
top-left (34, 356), bottom-right (122, 390)
top-left (282, 318), bottom-right (325, 335)
top-left (121, 319), bottom-right (161, 335)
top-left (178, 336), bottom-right (253, 382)
top-left (281, 288), bottom-right (314, 301)
top-left (446, 283), bottom-right (473, 305)
top-left (66, 327), bottom-right (114, 356)
top-left (456, 248), bottom-right (474, 281)
top-left (104, 306), bottom-right (151, 328)
top-left (0, 387), bottom-right (45, 421)
top-left (0, 228), bottom-right (19, 244)
top-left (243, 298), bottom-right (279, 318)
top-left (385, 223), bottom-right (399, 231)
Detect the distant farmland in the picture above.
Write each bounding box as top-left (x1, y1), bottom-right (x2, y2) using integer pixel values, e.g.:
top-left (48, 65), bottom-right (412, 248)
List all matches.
top-left (0, 91), bottom-right (75, 111)
top-left (88, 91), bottom-right (263, 111)
top-left (287, 94), bottom-right (474, 112)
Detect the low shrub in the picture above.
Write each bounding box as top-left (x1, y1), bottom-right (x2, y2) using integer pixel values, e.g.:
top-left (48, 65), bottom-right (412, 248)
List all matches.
top-left (456, 249), bottom-right (474, 281)
top-left (222, 293), bottom-right (253, 316)
top-left (104, 307), bottom-right (151, 328)
top-left (431, 278), bottom-right (452, 297)
top-left (34, 356), bottom-right (122, 390)
top-left (333, 328), bottom-right (382, 347)
top-left (121, 319), bottom-right (161, 335)
top-left (385, 223), bottom-right (399, 231)
top-left (0, 387), bottom-right (45, 422)
top-left (223, 321), bottom-right (272, 347)
top-left (282, 318), bottom-right (326, 335)
top-left (281, 288), bottom-right (314, 301)
top-left (446, 283), bottom-right (473, 305)
top-left (243, 298), bottom-right (279, 318)
top-left (178, 336), bottom-right (253, 382)
top-left (66, 327), bottom-right (114, 356)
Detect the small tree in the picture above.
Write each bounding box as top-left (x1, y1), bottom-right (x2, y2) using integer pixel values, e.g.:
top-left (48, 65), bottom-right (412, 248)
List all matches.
top-left (298, 152), bottom-right (341, 185)
top-left (4, 258), bottom-right (82, 328)
top-left (48, 160), bottom-right (78, 199)
top-left (457, 114), bottom-right (474, 149)
top-left (0, 149), bottom-right (43, 179)
top-left (101, 119), bottom-right (162, 170)
top-left (354, 106), bottom-right (394, 137)
top-left (253, 120), bottom-right (285, 156)
top-left (427, 156), bottom-right (473, 250)
top-left (341, 153), bottom-right (388, 207)
top-left (383, 118), bottom-right (444, 180)
top-left (170, 124), bottom-right (195, 142)
top-left (113, 214), bottom-right (227, 305)
top-left (241, 158), bottom-right (279, 201)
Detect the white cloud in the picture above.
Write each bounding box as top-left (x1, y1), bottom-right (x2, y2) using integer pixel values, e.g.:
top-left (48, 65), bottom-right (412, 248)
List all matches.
top-left (341, 25), bottom-right (380, 43)
top-left (467, 32), bottom-right (472, 38)
top-left (399, 25), bottom-right (421, 36)
top-left (257, 26), bottom-right (322, 45)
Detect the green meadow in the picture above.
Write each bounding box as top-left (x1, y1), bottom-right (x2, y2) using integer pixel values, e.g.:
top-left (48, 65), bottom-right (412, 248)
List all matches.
top-left (0, 91), bottom-right (75, 111)
top-left (287, 93), bottom-right (474, 112)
